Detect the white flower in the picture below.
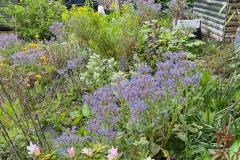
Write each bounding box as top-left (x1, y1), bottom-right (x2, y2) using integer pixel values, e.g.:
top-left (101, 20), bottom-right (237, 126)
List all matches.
top-left (81, 147), bottom-right (93, 157)
top-left (98, 5), bottom-right (106, 15)
top-left (27, 142), bottom-right (41, 156)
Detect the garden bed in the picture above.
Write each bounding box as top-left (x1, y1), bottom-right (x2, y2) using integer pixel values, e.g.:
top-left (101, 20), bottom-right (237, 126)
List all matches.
top-left (0, 0), bottom-right (240, 160)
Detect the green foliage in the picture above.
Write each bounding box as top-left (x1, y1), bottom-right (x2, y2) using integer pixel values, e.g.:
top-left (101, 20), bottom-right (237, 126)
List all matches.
top-left (0, 0), bottom-right (66, 40)
top-left (137, 20), bottom-right (204, 68)
top-left (199, 41), bottom-right (234, 76)
top-left (63, 5), bottom-right (139, 59)
top-left (80, 53), bottom-right (122, 91)
top-left (229, 45), bottom-right (240, 80)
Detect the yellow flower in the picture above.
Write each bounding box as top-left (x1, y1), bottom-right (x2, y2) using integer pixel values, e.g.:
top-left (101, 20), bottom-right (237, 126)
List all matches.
top-left (35, 35), bottom-right (40, 39)
top-left (35, 74), bottom-right (42, 79)
top-left (40, 56), bottom-right (48, 65)
top-left (29, 43), bottom-right (39, 49)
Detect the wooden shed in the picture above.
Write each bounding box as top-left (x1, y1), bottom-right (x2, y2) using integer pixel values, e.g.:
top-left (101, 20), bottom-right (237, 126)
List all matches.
top-left (193, 0), bottom-right (240, 41)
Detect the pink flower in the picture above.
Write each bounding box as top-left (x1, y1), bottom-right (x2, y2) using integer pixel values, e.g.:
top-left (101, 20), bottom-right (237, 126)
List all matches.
top-left (27, 142), bottom-right (41, 157)
top-left (81, 147), bottom-right (93, 157)
top-left (107, 147), bottom-right (118, 160)
top-left (68, 147), bottom-right (75, 159)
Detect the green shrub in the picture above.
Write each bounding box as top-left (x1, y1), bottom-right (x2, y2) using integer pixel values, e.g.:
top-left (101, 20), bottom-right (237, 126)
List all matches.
top-left (0, 0), bottom-right (66, 40)
top-left (63, 5), bottom-right (139, 59)
top-left (137, 20), bottom-right (205, 68)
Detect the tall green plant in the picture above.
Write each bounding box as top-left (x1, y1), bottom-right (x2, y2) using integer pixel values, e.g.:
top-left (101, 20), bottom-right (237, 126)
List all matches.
top-left (63, 5), bottom-right (139, 59)
top-left (0, 0), bottom-right (66, 40)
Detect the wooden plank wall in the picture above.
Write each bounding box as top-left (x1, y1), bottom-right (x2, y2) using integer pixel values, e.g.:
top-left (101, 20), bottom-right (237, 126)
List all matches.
top-left (193, 0), bottom-right (240, 41)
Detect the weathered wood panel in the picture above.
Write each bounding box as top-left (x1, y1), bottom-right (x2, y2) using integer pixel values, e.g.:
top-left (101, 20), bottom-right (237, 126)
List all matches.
top-left (193, 0), bottom-right (240, 41)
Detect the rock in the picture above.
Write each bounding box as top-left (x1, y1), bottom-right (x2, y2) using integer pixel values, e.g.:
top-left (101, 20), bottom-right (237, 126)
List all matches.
top-left (176, 19), bottom-right (201, 39)
top-left (177, 19), bottom-right (201, 30)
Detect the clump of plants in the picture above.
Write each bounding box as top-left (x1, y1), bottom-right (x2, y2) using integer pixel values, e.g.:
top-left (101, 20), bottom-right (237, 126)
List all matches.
top-left (0, 0), bottom-right (66, 40)
top-left (63, 5), bottom-right (139, 59)
top-left (137, 19), bottom-right (204, 68)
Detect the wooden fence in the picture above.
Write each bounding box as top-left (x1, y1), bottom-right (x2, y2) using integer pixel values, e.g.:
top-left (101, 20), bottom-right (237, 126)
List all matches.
top-left (193, 0), bottom-right (240, 41)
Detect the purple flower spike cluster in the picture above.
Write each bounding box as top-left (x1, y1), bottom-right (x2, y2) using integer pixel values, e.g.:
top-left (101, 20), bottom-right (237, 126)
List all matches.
top-left (0, 34), bottom-right (17, 49)
top-left (11, 49), bottom-right (44, 65)
top-left (53, 127), bottom-right (89, 155)
top-left (84, 86), bottom-right (119, 140)
top-left (49, 22), bottom-right (64, 41)
top-left (56, 57), bottom-right (84, 76)
top-left (84, 52), bottom-right (201, 141)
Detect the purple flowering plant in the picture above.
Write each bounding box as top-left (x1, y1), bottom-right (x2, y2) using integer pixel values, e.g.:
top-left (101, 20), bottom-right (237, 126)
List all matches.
top-left (49, 22), bottom-right (64, 41)
top-left (11, 48), bottom-right (44, 66)
top-left (0, 34), bottom-right (18, 49)
top-left (84, 52), bottom-right (201, 150)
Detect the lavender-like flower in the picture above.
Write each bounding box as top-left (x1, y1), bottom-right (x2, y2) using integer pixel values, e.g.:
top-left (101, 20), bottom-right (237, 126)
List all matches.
top-left (84, 52), bottom-right (200, 142)
top-left (53, 127), bottom-right (89, 156)
top-left (49, 22), bottom-right (64, 41)
top-left (11, 49), bottom-right (43, 65)
top-left (0, 34), bottom-right (18, 49)
top-left (67, 59), bottom-right (77, 70)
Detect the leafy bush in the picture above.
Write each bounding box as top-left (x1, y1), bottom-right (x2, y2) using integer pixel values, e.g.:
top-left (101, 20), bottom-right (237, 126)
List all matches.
top-left (200, 42), bottom-right (234, 76)
top-left (80, 53), bottom-right (120, 91)
top-left (137, 20), bottom-right (204, 68)
top-left (84, 52), bottom-right (201, 159)
top-left (63, 5), bottom-right (139, 59)
top-left (0, 0), bottom-right (66, 40)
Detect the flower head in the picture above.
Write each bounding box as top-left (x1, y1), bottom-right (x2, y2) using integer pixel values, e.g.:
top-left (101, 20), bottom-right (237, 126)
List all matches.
top-left (68, 147), bottom-right (75, 159)
top-left (67, 59), bottom-right (77, 69)
top-left (81, 147), bottom-right (93, 157)
top-left (27, 142), bottom-right (41, 156)
top-left (107, 147), bottom-right (118, 160)
top-left (0, 34), bottom-right (17, 49)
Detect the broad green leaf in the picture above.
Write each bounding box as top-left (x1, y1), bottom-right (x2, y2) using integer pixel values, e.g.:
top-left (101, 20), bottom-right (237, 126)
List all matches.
top-left (69, 111), bottom-right (79, 119)
top-left (72, 116), bottom-right (82, 125)
top-left (202, 110), bottom-right (215, 124)
top-left (177, 132), bottom-right (188, 142)
top-left (200, 72), bottom-right (212, 86)
top-left (4, 100), bottom-right (13, 117)
top-left (229, 140), bottom-right (240, 160)
top-left (82, 104), bottom-right (90, 117)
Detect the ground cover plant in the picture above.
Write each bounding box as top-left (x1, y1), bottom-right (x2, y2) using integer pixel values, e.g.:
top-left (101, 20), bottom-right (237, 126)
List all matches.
top-left (0, 0), bottom-right (240, 160)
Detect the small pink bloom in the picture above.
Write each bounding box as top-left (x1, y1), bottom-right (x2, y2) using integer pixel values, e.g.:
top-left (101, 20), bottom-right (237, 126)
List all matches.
top-left (68, 147), bottom-right (75, 159)
top-left (81, 147), bottom-right (93, 157)
top-left (27, 142), bottom-right (41, 157)
top-left (34, 146), bottom-right (41, 156)
top-left (107, 147), bottom-right (118, 160)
